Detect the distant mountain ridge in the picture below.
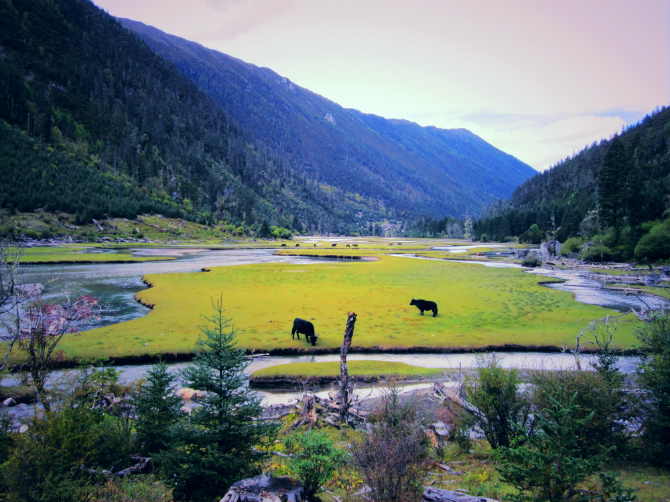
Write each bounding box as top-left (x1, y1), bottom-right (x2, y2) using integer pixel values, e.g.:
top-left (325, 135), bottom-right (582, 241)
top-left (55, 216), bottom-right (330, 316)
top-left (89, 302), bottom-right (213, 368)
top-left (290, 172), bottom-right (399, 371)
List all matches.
top-left (121, 18), bottom-right (536, 219)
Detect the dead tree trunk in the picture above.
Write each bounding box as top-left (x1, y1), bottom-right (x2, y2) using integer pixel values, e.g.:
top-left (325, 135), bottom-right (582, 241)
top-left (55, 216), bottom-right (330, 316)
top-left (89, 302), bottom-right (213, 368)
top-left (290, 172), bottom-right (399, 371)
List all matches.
top-left (339, 311), bottom-right (357, 422)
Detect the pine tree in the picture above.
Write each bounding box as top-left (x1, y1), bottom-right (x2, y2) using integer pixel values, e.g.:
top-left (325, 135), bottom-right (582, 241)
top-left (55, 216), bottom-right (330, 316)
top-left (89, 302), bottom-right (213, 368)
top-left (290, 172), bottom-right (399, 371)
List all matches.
top-left (497, 392), bottom-right (610, 502)
top-left (133, 360), bottom-right (182, 456)
top-left (159, 298), bottom-right (279, 502)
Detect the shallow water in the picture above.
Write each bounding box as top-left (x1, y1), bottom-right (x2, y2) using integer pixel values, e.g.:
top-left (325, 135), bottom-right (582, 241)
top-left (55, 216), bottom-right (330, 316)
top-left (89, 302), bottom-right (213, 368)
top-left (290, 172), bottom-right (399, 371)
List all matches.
top-left (17, 249), bottom-right (332, 329)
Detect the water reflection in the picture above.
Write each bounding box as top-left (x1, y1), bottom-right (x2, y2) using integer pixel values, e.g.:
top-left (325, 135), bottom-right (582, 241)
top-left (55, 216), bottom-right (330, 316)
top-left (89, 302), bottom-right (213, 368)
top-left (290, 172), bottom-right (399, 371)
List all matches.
top-left (18, 249), bottom-right (332, 329)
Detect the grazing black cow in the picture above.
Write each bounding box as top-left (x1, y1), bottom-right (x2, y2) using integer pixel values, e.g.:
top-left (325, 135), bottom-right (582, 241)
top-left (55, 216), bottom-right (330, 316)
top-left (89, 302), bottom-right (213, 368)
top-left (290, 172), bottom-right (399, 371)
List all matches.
top-left (291, 318), bottom-right (318, 346)
top-left (410, 299), bottom-right (438, 317)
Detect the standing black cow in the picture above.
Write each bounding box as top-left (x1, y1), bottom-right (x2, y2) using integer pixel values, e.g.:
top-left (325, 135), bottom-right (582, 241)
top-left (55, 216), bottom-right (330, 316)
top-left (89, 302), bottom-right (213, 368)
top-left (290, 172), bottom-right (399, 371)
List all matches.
top-left (410, 299), bottom-right (438, 317)
top-left (291, 318), bottom-right (318, 346)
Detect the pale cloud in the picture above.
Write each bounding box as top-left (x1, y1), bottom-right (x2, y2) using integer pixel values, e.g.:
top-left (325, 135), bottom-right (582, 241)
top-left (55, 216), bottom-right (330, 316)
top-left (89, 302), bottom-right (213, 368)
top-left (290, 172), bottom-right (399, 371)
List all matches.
top-left (198, 0), bottom-right (294, 41)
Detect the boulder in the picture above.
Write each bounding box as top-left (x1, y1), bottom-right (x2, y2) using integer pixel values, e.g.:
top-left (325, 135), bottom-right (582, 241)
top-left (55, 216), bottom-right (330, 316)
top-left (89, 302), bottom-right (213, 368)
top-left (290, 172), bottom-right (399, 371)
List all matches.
top-left (177, 388), bottom-right (206, 400)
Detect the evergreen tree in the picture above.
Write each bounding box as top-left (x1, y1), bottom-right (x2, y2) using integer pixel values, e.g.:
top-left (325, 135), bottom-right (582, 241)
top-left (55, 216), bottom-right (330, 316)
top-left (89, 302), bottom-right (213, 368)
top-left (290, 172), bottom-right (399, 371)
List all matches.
top-left (599, 137), bottom-right (628, 229)
top-left (158, 299), bottom-right (278, 502)
top-left (497, 392), bottom-right (610, 502)
top-left (133, 360), bottom-right (182, 456)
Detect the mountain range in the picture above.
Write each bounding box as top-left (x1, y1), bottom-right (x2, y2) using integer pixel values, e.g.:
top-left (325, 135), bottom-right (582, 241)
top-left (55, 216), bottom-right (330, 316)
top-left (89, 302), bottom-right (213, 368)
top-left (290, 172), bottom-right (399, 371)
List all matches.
top-left (121, 18), bottom-right (536, 221)
top-left (0, 0), bottom-right (535, 235)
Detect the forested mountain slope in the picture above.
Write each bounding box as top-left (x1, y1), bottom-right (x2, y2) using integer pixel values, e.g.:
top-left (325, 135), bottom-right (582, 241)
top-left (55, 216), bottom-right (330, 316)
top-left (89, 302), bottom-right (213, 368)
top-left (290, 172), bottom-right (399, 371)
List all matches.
top-left (474, 106), bottom-right (670, 261)
top-left (0, 0), bottom-right (386, 233)
top-left (120, 19), bottom-right (537, 219)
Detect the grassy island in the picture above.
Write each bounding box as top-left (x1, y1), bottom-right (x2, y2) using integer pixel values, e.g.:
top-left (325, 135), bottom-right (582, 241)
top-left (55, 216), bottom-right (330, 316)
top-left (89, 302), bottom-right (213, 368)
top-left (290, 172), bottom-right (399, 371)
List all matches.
top-left (55, 255), bottom-right (638, 362)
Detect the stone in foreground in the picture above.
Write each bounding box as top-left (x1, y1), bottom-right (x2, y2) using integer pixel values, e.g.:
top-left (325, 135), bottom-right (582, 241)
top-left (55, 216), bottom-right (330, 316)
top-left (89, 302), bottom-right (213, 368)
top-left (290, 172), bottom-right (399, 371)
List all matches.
top-left (220, 473), bottom-right (304, 502)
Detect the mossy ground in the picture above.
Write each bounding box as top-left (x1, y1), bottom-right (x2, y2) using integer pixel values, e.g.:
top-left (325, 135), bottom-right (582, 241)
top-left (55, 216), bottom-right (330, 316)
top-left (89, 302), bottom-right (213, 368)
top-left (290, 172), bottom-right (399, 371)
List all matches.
top-left (55, 255), bottom-right (638, 362)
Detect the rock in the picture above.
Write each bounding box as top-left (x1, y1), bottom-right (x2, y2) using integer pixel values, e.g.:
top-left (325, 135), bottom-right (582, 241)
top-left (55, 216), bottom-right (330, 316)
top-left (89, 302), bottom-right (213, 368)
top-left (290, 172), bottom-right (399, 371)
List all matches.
top-left (220, 473), bottom-right (304, 502)
top-left (432, 421), bottom-right (450, 437)
top-left (18, 425), bottom-right (28, 434)
top-left (177, 388), bottom-right (206, 400)
top-left (2, 398), bottom-right (16, 407)
top-left (423, 487), bottom-right (498, 502)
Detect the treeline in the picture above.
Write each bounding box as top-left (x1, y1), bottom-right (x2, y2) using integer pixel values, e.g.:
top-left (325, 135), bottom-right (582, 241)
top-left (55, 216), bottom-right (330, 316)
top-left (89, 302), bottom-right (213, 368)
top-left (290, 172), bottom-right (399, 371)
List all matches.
top-left (474, 106), bottom-right (670, 261)
top-left (0, 0), bottom-right (387, 234)
top-left (0, 122), bottom-right (189, 223)
top-left (401, 215), bottom-right (467, 239)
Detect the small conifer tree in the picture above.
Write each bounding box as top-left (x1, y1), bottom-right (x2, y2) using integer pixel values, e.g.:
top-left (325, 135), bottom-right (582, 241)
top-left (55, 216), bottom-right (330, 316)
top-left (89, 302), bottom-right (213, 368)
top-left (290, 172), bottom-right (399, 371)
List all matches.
top-left (158, 298), bottom-right (279, 502)
top-left (134, 360), bottom-right (182, 456)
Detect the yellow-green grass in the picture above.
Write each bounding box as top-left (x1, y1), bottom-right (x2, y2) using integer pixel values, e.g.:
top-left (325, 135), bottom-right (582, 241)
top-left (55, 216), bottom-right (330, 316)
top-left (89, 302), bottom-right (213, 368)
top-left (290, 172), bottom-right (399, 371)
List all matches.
top-left (55, 256), bottom-right (639, 362)
top-left (251, 360), bottom-right (446, 380)
top-left (17, 245), bottom-right (176, 263)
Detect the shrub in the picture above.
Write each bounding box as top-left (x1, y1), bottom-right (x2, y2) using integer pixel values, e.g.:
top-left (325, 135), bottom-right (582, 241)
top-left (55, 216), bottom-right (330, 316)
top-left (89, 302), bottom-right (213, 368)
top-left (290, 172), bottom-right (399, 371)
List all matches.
top-left (635, 317), bottom-right (670, 466)
top-left (351, 386), bottom-right (429, 502)
top-left (285, 431), bottom-right (349, 501)
top-left (462, 355), bottom-right (534, 450)
top-left (521, 255), bottom-right (542, 268)
top-left (531, 370), bottom-right (629, 458)
top-left (84, 475), bottom-right (173, 502)
top-left (560, 237), bottom-right (583, 257)
top-left (497, 392), bottom-right (610, 502)
top-left (2, 406), bottom-right (134, 502)
top-left (634, 219), bottom-right (670, 262)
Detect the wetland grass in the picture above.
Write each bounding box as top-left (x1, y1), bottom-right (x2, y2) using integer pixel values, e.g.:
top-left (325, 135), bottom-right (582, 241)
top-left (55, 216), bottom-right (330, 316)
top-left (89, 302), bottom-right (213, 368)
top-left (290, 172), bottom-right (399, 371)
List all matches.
top-left (56, 256), bottom-right (639, 362)
top-left (251, 360), bottom-right (446, 380)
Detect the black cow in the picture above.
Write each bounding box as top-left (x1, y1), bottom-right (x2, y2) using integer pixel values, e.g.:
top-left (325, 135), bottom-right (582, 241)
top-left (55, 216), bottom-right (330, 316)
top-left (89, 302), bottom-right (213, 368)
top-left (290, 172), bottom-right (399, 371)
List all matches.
top-left (291, 318), bottom-right (318, 346)
top-left (410, 299), bottom-right (438, 317)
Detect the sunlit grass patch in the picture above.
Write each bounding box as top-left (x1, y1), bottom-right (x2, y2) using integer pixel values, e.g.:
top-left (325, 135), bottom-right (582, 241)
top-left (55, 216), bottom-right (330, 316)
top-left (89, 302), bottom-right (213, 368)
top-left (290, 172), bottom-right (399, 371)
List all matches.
top-left (17, 245), bottom-right (175, 263)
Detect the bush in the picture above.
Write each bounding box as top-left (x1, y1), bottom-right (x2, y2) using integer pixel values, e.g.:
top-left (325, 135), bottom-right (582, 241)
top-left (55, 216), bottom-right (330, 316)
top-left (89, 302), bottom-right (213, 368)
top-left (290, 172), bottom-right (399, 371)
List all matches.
top-left (497, 392), bottom-right (610, 502)
top-left (521, 255), bottom-right (542, 268)
top-left (560, 237), bottom-right (583, 257)
top-left (462, 355), bottom-right (533, 450)
top-left (635, 317), bottom-right (670, 466)
top-left (2, 406), bottom-right (134, 502)
top-left (531, 370), bottom-right (629, 458)
top-left (634, 219), bottom-right (670, 262)
top-left (351, 386), bottom-right (429, 502)
top-left (83, 475), bottom-right (172, 502)
top-left (285, 431), bottom-right (349, 501)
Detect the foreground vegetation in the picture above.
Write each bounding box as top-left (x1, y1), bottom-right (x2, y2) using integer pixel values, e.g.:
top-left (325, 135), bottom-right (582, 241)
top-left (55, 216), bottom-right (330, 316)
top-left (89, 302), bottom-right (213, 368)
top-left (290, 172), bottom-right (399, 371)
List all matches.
top-left (48, 255), bottom-right (639, 363)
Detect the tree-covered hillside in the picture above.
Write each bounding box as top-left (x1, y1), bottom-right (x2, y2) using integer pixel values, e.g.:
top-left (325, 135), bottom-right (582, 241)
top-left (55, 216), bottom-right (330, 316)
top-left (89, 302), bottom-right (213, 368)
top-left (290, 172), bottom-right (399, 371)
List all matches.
top-left (475, 106), bottom-right (670, 262)
top-left (0, 0), bottom-right (388, 233)
top-left (120, 19), bottom-right (537, 219)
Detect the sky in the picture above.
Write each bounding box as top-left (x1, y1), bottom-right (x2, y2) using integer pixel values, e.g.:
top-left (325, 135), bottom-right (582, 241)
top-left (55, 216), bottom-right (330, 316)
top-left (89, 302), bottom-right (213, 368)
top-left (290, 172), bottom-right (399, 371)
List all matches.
top-left (92, 0), bottom-right (669, 172)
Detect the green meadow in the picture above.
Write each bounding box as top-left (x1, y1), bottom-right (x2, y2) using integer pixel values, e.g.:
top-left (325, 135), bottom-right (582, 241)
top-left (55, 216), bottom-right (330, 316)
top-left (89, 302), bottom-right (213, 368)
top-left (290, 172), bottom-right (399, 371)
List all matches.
top-left (251, 360), bottom-right (446, 380)
top-left (58, 256), bottom-right (638, 362)
top-left (16, 245), bottom-right (175, 263)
